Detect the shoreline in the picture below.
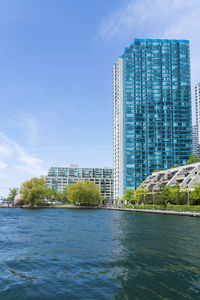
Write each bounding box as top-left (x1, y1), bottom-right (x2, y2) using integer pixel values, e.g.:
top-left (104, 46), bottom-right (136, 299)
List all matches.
top-left (0, 205), bottom-right (101, 209)
top-left (104, 207), bottom-right (200, 217)
top-left (21, 205), bottom-right (100, 209)
top-left (1, 205), bottom-right (200, 217)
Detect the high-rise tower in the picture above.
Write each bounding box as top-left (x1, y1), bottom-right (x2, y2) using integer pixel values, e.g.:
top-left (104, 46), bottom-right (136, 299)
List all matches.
top-left (113, 39), bottom-right (192, 199)
top-left (195, 82), bottom-right (200, 149)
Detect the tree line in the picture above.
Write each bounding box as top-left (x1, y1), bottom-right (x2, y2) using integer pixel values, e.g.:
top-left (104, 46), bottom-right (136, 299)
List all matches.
top-left (122, 183), bottom-right (200, 206)
top-left (8, 178), bottom-right (102, 206)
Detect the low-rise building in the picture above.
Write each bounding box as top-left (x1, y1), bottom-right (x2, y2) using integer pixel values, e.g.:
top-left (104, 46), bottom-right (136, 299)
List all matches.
top-left (42, 165), bottom-right (113, 202)
top-left (140, 162), bottom-right (200, 192)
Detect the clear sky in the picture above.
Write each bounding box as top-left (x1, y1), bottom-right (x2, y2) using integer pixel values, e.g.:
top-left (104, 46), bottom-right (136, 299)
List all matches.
top-left (0, 0), bottom-right (199, 196)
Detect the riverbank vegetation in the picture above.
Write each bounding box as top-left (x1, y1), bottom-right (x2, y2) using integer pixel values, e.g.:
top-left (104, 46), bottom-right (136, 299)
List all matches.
top-left (8, 188), bottom-right (19, 202)
top-left (21, 178), bottom-right (50, 206)
top-left (122, 182), bottom-right (200, 207)
top-left (19, 177), bottom-right (102, 207)
top-left (124, 204), bottom-right (200, 213)
top-left (67, 181), bottom-right (102, 206)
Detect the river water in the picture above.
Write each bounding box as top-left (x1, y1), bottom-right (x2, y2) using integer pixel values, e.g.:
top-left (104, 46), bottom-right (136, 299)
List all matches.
top-left (0, 208), bottom-right (200, 299)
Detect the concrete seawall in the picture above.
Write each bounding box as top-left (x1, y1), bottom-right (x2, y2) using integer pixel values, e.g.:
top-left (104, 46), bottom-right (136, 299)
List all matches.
top-left (104, 207), bottom-right (200, 217)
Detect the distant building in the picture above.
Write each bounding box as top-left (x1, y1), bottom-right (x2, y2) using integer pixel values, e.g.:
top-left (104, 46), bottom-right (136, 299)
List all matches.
top-left (0, 197), bottom-right (9, 205)
top-left (141, 162), bottom-right (200, 192)
top-left (192, 125), bottom-right (199, 157)
top-left (113, 38), bottom-right (192, 199)
top-left (43, 166), bottom-right (113, 201)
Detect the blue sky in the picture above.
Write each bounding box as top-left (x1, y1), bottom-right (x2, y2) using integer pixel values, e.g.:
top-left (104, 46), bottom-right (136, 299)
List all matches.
top-left (0, 0), bottom-right (199, 196)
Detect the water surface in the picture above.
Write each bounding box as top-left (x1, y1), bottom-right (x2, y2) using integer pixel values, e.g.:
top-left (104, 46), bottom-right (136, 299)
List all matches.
top-left (0, 208), bottom-right (200, 299)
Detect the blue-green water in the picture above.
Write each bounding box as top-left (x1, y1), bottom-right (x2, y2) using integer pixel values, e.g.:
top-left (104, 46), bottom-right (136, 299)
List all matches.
top-left (1, 208), bottom-right (200, 299)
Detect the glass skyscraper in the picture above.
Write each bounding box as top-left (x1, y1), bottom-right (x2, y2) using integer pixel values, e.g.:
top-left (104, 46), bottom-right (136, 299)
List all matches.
top-left (113, 39), bottom-right (192, 199)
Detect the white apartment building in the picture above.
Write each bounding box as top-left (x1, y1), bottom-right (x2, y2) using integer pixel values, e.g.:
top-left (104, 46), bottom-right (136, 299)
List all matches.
top-left (43, 166), bottom-right (113, 202)
top-left (113, 57), bottom-right (124, 200)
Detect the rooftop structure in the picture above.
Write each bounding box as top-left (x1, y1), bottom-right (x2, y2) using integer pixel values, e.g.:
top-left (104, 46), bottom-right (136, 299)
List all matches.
top-left (141, 162), bottom-right (200, 192)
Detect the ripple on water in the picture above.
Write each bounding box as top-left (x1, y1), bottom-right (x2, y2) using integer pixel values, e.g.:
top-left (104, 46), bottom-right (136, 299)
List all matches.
top-left (0, 208), bottom-right (200, 299)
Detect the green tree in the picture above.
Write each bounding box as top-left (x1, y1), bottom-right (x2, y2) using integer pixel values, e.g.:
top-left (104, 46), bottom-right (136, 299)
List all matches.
top-left (159, 186), bottom-right (171, 205)
top-left (55, 190), bottom-right (68, 203)
top-left (8, 188), bottom-right (19, 202)
top-left (45, 189), bottom-right (68, 204)
top-left (21, 178), bottom-right (47, 206)
top-left (66, 181), bottom-right (102, 206)
top-left (159, 183), bottom-right (187, 205)
top-left (170, 183), bottom-right (187, 205)
top-left (170, 183), bottom-right (180, 205)
top-left (45, 188), bottom-right (57, 204)
top-left (190, 183), bottom-right (200, 205)
top-left (178, 188), bottom-right (188, 205)
top-left (122, 190), bottom-right (135, 204)
top-left (186, 154), bottom-right (200, 165)
top-left (134, 185), bottom-right (148, 204)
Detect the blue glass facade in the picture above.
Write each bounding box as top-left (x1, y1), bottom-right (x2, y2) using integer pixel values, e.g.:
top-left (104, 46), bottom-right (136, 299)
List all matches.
top-left (113, 39), bottom-right (192, 197)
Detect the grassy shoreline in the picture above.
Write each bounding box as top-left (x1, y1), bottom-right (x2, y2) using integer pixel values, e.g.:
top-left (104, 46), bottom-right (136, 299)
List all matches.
top-left (123, 204), bottom-right (200, 213)
top-left (104, 204), bottom-right (200, 217)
